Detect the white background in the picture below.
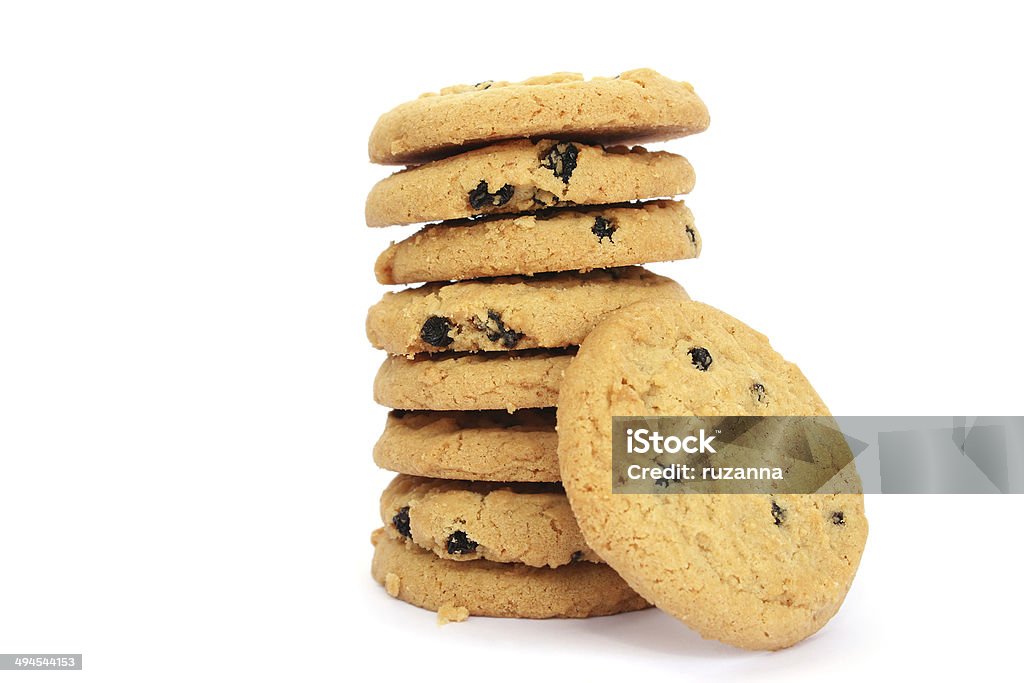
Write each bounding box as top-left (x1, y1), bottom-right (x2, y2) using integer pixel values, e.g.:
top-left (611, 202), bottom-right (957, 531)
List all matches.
top-left (1, 1), bottom-right (1022, 681)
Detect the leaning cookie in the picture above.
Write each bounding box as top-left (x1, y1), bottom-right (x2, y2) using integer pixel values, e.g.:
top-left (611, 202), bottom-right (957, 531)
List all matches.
top-left (373, 409), bottom-right (559, 482)
top-left (381, 474), bottom-right (599, 567)
top-left (371, 530), bottom-right (649, 619)
top-left (368, 68), bottom-right (709, 164)
top-left (366, 267), bottom-right (688, 356)
top-left (373, 349), bottom-right (572, 412)
top-left (557, 300), bottom-right (868, 650)
top-left (375, 201), bottom-right (700, 284)
top-left (365, 139), bottom-right (694, 227)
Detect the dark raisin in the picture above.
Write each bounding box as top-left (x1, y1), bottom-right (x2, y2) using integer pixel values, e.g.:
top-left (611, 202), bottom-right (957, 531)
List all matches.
top-left (591, 216), bottom-right (617, 243)
top-left (832, 511), bottom-right (846, 526)
top-left (446, 530), bottom-right (478, 555)
top-left (751, 383), bottom-right (768, 404)
top-left (468, 180), bottom-right (514, 210)
top-left (392, 507), bottom-right (411, 538)
top-left (570, 550), bottom-right (585, 563)
top-left (531, 190), bottom-right (561, 208)
top-left (391, 409), bottom-right (408, 419)
top-left (685, 225), bottom-right (697, 247)
top-left (540, 142), bottom-right (579, 184)
top-left (771, 500), bottom-right (786, 526)
top-left (474, 310), bottom-right (524, 349)
top-left (494, 184), bottom-right (514, 205)
top-left (688, 347), bottom-right (713, 371)
top-left (474, 81), bottom-right (493, 90)
top-left (420, 316), bottom-right (454, 347)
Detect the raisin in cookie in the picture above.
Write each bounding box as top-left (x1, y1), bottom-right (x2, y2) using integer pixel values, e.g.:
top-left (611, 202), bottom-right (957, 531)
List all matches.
top-left (366, 267), bottom-right (688, 356)
top-left (371, 530), bottom-right (649, 619)
top-left (381, 474), bottom-right (599, 567)
top-left (365, 139), bottom-right (693, 227)
top-left (557, 300), bottom-right (868, 650)
top-left (375, 201), bottom-right (700, 284)
top-left (368, 68), bottom-right (709, 164)
top-left (373, 349), bottom-right (572, 411)
top-left (373, 409), bottom-right (559, 482)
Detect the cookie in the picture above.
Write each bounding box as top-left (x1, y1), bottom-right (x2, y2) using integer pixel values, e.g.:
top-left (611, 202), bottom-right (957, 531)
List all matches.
top-left (368, 68), bottom-right (710, 164)
top-left (556, 300), bottom-right (868, 650)
top-left (375, 200), bottom-right (700, 285)
top-left (381, 474), bottom-right (599, 567)
top-left (365, 139), bottom-right (694, 227)
top-left (366, 267), bottom-right (688, 356)
top-left (373, 409), bottom-right (559, 482)
top-left (371, 530), bottom-right (649, 619)
top-left (373, 349), bottom-right (572, 411)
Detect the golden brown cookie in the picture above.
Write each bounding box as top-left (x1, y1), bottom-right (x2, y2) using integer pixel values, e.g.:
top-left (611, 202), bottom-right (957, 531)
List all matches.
top-left (373, 409), bottom-right (559, 482)
top-left (380, 474), bottom-right (599, 567)
top-left (374, 201), bottom-right (700, 284)
top-left (557, 300), bottom-right (868, 650)
top-left (368, 68), bottom-right (709, 164)
top-left (373, 349), bottom-right (572, 411)
top-left (365, 139), bottom-right (694, 227)
top-left (366, 267), bottom-right (688, 356)
top-left (371, 530), bottom-right (650, 618)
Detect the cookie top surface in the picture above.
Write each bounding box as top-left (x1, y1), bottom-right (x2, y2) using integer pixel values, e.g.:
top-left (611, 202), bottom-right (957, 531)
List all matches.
top-left (366, 267), bottom-right (688, 356)
top-left (375, 200), bottom-right (700, 285)
top-left (380, 474), bottom-right (599, 567)
top-left (365, 139), bottom-right (694, 227)
top-left (373, 349), bottom-right (573, 411)
top-left (556, 300), bottom-right (868, 649)
top-left (368, 68), bottom-right (710, 164)
top-left (373, 408), bottom-right (560, 482)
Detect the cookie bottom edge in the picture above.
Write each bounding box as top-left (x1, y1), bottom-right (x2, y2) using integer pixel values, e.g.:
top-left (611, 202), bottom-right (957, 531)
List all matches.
top-left (370, 529), bottom-right (650, 619)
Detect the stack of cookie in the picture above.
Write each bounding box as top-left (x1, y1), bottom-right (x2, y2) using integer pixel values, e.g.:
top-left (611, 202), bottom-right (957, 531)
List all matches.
top-left (364, 70), bottom-right (710, 622)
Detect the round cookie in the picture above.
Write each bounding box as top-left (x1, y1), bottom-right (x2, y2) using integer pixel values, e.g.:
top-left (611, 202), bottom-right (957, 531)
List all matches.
top-left (375, 200), bottom-right (700, 284)
top-left (365, 139), bottom-right (694, 227)
top-left (366, 267), bottom-right (688, 356)
top-left (373, 409), bottom-right (559, 482)
top-left (370, 530), bottom-right (650, 619)
top-left (368, 68), bottom-right (710, 164)
top-left (380, 474), bottom-right (600, 567)
top-left (373, 349), bottom-right (572, 411)
top-left (557, 300), bottom-right (868, 650)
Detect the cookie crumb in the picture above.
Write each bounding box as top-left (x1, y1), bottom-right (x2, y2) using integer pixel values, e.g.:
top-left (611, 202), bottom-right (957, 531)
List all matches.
top-left (384, 572), bottom-right (401, 597)
top-left (437, 604), bottom-right (469, 626)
